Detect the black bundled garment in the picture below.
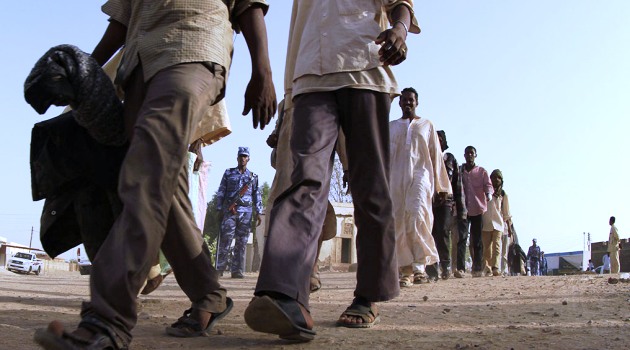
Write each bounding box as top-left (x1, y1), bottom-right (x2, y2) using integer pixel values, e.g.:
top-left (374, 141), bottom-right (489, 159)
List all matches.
top-left (507, 242), bottom-right (528, 276)
top-left (25, 44), bottom-right (128, 259)
top-left (31, 111), bottom-right (127, 259)
top-left (24, 44), bottom-right (126, 146)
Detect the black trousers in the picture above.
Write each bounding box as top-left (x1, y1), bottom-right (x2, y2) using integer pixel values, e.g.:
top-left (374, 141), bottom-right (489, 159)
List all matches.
top-left (467, 214), bottom-right (484, 273)
top-left (455, 218), bottom-right (469, 272)
top-left (431, 204), bottom-right (452, 269)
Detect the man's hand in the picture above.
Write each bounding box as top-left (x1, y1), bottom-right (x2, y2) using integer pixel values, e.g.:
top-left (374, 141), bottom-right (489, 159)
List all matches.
top-left (375, 25), bottom-right (407, 66)
top-left (256, 215), bottom-right (262, 227)
top-left (266, 133), bottom-right (278, 148)
top-left (485, 193), bottom-right (492, 202)
top-left (243, 70), bottom-right (276, 130)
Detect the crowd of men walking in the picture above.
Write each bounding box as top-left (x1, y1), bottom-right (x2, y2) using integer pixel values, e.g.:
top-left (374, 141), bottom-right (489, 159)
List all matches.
top-left (27, 1), bottom-right (621, 349)
top-left (381, 86), bottom-right (533, 286)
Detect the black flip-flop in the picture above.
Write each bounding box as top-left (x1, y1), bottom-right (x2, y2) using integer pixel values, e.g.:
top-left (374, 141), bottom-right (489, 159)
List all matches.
top-left (165, 297), bottom-right (234, 337)
top-left (244, 295), bottom-right (316, 342)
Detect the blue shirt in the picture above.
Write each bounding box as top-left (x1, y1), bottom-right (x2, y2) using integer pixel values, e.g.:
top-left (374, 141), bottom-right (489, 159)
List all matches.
top-left (216, 168), bottom-right (262, 214)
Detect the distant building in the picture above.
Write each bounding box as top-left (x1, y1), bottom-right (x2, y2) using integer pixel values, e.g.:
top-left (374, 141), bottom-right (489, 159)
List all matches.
top-left (591, 239), bottom-right (629, 273)
top-left (544, 251), bottom-right (583, 275)
top-left (252, 202), bottom-right (357, 272)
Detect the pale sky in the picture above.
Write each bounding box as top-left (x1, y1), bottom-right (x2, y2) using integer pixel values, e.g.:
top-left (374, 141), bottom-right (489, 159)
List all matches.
top-left (1, 1), bottom-right (628, 259)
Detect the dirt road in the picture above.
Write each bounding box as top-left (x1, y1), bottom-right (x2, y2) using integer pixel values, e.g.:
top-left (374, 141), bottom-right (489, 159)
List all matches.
top-left (1, 268), bottom-right (628, 349)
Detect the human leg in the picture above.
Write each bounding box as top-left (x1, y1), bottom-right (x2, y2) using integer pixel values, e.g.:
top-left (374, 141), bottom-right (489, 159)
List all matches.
top-left (482, 230), bottom-right (493, 275)
top-left (254, 92), bottom-right (339, 308)
top-left (247, 92), bottom-right (340, 341)
top-left (468, 215), bottom-right (484, 275)
top-left (455, 218), bottom-right (469, 276)
top-left (79, 63), bottom-right (224, 344)
top-left (450, 218), bottom-right (459, 271)
top-left (338, 89), bottom-right (398, 302)
top-left (161, 169), bottom-right (228, 335)
top-left (530, 261), bottom-right (539, 276)
top-left (490, 230), bottom-right (502, 273)
top-left (610, 250), bottom-right (620, 274)
top-left (431, 204), bottom-right (452, 279)
top-left (336, 89), bottom-right (397, 326)
top-left (216, 215), bottom-right (236, 273)
top-left (231, 212), bottom-right (253, 277)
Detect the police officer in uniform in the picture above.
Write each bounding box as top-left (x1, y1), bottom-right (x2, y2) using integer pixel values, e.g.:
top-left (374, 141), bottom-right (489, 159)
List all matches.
top-left (216, 147), bottom-right (262, 278)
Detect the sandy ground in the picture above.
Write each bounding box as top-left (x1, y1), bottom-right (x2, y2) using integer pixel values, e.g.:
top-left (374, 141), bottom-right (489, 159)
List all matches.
top-left (0, 268), bottom-right (629, 350)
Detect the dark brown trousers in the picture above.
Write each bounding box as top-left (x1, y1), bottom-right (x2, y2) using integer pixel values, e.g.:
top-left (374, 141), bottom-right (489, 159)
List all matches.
top-left (82, 63), bottom-right (226, 344)
top-left (256, 89), bottom-right (399, 309)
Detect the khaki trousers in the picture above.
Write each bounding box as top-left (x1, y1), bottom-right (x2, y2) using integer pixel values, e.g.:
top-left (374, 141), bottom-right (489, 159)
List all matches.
top-left (610, 250), bottom-right (620, 274)
top-left (482, 229), bottom-right (502, 271)
top-left (82, 63), bottom-right (226, 344)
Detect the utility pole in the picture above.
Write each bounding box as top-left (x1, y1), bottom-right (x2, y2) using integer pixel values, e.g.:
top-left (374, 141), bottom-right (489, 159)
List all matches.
top-left (582, 232), bottom-right (588, 271)
top-left (29, 226), bottom-right (33, 252)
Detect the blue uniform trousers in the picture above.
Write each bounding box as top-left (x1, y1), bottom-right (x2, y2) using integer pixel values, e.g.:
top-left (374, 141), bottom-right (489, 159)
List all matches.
top-left (217, 211), bottom-right (252, 274)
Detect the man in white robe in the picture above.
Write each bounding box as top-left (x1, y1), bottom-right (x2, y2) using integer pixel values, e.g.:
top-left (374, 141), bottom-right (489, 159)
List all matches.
top-left (390, 87), bottom-right (451, 286)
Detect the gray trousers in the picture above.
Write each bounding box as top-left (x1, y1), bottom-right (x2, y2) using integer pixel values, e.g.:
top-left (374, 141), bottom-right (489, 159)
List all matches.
top-left (256, 89), bottom-right (399, 310)
top-left (82, 63), bottom-right (226, 344)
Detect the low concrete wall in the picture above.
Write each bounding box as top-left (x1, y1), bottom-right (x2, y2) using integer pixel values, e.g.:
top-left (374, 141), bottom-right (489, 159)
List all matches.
top-left (44, 260), bottom-right (72, 272)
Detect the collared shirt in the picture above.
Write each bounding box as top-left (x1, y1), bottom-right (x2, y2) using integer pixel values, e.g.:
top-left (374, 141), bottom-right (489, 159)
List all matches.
top-left (482, 192), bottom-right (511, 233)
top-left (608, 224), bottom-right (620, 252)
top-left (102, 0), bottom-right (269, 86)
top-left (216, 168), bottom-right (262, 214)
top-left (461, 164), bottom-right (493, 217)
top-left (283, 0), bottom-right (420, 101)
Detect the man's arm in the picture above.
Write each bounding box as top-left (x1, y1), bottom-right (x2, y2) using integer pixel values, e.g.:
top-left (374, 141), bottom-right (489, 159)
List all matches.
top-left (429, 128), bottom-right (452, 197)
top-left (236, 5), bottom-right (276, 130)
top-left (92, 19), bottom-right (127, 66)
top-left (502, 193), bottom-right (512, 225)
top-left (216, 171), bottom-right (229, 212)
top-left (482, 169), bottom-right (493, 202)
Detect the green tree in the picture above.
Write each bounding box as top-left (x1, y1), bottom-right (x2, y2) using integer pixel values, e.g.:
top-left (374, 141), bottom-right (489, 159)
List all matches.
top-left (202, 192), bottom-right (220, 265)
